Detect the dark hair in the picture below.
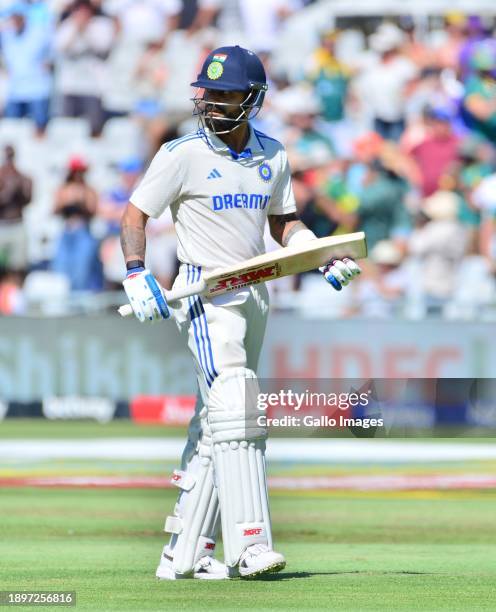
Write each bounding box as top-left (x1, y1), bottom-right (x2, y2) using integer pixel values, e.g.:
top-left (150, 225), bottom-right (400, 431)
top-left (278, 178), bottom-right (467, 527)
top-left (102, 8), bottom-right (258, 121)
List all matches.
top-left (370, 158), bottom-right (401, 181)
top-left (4, 145), bottom-right (15, 161)
top-left (60, 0), bottom-right (97, 21)
top-left (65, 168), bottom-right (86, 183)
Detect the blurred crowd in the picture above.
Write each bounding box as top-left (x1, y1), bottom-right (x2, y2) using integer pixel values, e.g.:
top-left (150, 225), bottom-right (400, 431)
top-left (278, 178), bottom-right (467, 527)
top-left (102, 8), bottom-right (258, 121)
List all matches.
top-left (0, 0), bottom-right (494, 319)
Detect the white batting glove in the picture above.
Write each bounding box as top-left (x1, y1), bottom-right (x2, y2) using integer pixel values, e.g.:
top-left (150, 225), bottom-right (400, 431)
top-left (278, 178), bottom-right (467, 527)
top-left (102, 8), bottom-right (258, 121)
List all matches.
top-left (123, 267), bottom-right (170, 322)
top-left (320, 257), bottom-right (361, 291)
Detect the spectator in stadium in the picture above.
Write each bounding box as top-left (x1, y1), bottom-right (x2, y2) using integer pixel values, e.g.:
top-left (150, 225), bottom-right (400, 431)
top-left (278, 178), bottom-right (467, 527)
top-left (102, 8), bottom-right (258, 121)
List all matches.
top-left (346, 131), bottom-right (385, 198)
top-left (409, 104), bottom-right (460, 197)
top-left (237, 0), bottom-right (303, 54)
top-left (186, 0), bottom-right (222, 36)
top-left (98, 154), bottom-right (178, 290)
top-left (409, 190), bottom-right (467, 307)
top-left (54, 0), bottom-right (116, 136)
top-left (312, 158), bottom-right (359, 237)
top-left (98, 156), bottom-right (143, 237)
top-left (273, 84), bottom-right (334, 162)
top-left (458, 15), bottom-right (490, 82)
top-left (22, 0), bottom-right (53, 25)
top-left (51, 155), bottom-right (103, 291)
top-left (134, 38), bottom-right (168, 116)
top-left (403, 67), bottom-right (452, 129)
top-left (288, 154), bottom-right (346, 240)
top-left (0, 145), bottom-right (32, 272)
top-left (1, 4), bottom-right (53, 136)
top-left (358, 23), bottom-right (418, 141)
top-left (346, 132), bottom-right (418, 203)
top-left (400, 15), bottom-right (433, 70)
top-left (59, 0), bottom-right (107, 20)
top-left (0, 268), bottom-right (25, 315)
top-left (354, 158), bottom-right (411, 250)
top-left (109, 0), bottom-right (181, 46)
top-left (436, 12), bottom-right (467, 71)
top-left (305, 29), bottom-right (351, 124)
top-left (98, 156), bottom-right (143, 288)
top-left (461, 40), bottom-right (496, 143)
top-left (470, 171), bottom-right (496, 262)
top-left (449, 136), bottom-right (494, 249)
top-left (354, 239), bottom-right (408, 318)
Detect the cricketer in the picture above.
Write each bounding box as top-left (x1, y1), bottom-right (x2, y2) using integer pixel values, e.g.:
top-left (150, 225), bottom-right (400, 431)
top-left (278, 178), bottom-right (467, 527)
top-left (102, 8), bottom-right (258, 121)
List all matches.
top-left (120, 45), bottom-right (361, 579)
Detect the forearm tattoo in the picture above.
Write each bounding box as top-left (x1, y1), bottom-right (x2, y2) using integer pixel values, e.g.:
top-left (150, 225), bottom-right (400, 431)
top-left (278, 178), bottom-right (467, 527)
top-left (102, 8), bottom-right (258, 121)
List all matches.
top-left (120, 225), bottom-right (146, 262)
top-left (269, 213), bottom-right (301, 246)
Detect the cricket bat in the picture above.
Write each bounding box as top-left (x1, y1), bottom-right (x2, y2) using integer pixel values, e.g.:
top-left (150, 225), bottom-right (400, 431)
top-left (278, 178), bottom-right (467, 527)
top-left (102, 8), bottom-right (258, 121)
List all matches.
top-left (118, 231), bottom-right (367, 317)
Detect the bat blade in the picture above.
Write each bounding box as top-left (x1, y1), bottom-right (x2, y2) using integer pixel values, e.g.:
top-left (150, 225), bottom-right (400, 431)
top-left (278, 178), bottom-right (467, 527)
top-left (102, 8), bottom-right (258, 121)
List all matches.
top-left (203, 232), bottom-right (367, 297)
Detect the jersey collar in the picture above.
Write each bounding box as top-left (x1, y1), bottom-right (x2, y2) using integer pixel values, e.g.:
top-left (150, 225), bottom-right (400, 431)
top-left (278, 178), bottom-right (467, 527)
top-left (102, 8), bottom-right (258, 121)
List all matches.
top-left (200, 124), bottom-right (264, 160)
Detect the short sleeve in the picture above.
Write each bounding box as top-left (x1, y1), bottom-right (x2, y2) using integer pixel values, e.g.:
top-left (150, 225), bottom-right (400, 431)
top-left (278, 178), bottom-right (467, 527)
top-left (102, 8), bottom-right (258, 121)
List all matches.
top-left (130, 146), bottom-right (183, 218)
top-left (160, 0), bottom-right (182, 15)
top-left (472, 175), bottom-right (496, 213)
top-left (401, 58), bottom-right (418, 82)
top-left (267, 151), bottom-right (297, 216)
top-left (197, 0), bottom-right (223, 8)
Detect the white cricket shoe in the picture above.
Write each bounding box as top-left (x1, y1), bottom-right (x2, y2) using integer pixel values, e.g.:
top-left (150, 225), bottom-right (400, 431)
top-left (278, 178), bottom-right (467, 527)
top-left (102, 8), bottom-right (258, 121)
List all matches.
top-left (238, 544), bottom-right (286, 578)
top-left (156, 546), bottom-right (228, 580)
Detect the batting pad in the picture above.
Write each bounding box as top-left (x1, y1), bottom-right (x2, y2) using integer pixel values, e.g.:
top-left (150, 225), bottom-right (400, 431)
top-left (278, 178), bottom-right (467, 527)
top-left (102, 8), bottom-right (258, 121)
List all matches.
top-left (208, 368), bottom-right (272, 567)
top-left (164, 440), bottom-right (220, 575)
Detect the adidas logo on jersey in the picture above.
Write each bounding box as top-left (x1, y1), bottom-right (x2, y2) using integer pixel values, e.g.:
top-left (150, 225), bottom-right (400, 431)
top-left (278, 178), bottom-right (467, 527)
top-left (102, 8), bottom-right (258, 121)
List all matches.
top-left (207, 168), bottom-right (222, 179)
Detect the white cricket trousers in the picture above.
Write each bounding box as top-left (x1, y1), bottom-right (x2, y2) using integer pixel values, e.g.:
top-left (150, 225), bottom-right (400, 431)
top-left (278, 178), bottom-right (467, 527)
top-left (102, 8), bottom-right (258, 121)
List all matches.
top-left (172, 263), bottom-right (269, 402)
top-left (171, 262), bottom-right (269, 457)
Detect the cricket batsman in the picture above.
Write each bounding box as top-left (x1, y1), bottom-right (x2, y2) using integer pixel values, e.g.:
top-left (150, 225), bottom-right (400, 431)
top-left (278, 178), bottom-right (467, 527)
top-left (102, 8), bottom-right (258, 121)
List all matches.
top-left (120, 45), bottom-right (361, 579)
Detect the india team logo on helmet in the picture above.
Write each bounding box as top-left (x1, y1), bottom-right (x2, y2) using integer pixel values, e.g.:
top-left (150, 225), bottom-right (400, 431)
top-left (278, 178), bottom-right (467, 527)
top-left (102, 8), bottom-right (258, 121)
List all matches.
top-left (258, 162), bottom-right (272, 182)
top-left (207, 61), bottom-right (224, 80)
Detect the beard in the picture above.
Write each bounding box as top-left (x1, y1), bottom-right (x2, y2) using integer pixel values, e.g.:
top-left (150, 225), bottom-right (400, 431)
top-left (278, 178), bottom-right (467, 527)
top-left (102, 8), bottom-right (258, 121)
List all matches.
top-left (204, 104), bottom-right (246, 133)
top-left (205, 114), bottom-right (245, 133)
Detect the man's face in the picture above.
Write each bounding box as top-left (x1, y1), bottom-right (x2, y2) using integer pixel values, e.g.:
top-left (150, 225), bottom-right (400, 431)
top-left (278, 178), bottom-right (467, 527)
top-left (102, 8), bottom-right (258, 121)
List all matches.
top-left (11, 14), bottom-right (25, 33)
top-left (428, 117), bottom-right (452, 138)
top-left (4, 146), bottom-right (15, 163)
top-left (289, 112), bottom-right (316, 131)
top-left (202, 89), bottom-right (248, 132)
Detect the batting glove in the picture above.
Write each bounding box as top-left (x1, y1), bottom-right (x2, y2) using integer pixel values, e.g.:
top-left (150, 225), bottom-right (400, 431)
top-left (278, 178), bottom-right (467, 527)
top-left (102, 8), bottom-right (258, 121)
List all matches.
top-left (320, 257), bottom-right (361, 291)
top-left (123, 266), bottom-right (170, 322)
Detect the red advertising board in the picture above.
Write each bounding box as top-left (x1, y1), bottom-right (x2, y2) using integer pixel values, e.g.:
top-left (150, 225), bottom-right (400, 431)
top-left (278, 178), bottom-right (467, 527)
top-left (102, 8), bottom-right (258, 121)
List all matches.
top-left (130, 395), bottom-right (196, 424)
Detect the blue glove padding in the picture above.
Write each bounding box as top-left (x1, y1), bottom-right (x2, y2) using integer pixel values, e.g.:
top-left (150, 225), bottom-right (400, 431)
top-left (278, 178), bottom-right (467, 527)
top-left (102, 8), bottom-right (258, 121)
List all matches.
top-left (320, 257), bottom-right (361, 291)
top-left (123, 268), bottom-right (170, 322)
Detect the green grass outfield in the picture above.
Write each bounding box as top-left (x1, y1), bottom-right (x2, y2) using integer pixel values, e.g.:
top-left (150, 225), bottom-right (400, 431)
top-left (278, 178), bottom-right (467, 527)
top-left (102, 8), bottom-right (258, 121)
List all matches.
top-left (0, 419), bottom-right (187, 439)
top-left (0, 488), bottom-right (496, 610)
top-left (1, 420), bottom-right (496, 610)
top-left (1, 487), bottom-right (496, 610)
top-left (1, 419), bottom-right (495, 441)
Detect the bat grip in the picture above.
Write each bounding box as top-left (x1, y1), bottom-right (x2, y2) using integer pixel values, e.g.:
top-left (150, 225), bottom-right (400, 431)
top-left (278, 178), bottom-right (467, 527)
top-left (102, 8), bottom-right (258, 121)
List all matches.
top-left (118, 279), bottom-right (206, 318)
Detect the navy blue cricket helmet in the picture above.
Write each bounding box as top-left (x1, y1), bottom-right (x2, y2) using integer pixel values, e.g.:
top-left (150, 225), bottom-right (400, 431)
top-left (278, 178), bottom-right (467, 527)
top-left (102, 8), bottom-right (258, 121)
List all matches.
top-left (191, 45), bottom-right (268, 134)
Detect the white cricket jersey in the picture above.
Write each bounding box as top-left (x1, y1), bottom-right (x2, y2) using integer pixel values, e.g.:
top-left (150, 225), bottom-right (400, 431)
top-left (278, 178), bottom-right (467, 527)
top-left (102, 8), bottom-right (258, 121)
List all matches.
top-left (130, 125), bottom-right (297, 272)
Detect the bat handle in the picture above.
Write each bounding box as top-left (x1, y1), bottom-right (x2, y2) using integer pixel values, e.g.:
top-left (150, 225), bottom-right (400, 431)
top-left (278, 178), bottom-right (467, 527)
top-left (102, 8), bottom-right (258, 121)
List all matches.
top-left (117, 279), bottom-right (206, 318)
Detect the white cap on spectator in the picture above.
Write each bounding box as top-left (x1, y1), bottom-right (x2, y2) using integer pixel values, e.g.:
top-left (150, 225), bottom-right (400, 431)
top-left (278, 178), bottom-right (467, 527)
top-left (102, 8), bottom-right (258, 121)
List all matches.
top-left (422, 191), bottom-right (459, 221)
top-left (272, 84), bottom-right (322, 117)
top-left (370, 240), bottom-right (403, 266)
top-left (472, 174), bottom-right (496, 212)
top-left (288, 144), bottom-right (333, 171)
top-left (369, 23), bottom-right (405, 53)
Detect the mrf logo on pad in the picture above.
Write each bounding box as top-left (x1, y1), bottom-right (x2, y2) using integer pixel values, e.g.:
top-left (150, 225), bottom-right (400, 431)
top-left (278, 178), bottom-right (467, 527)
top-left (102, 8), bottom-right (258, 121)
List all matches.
top-left (244, 528), bottom-right (263, 536)
top-left (208, 263), bottom-right (281, 295)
